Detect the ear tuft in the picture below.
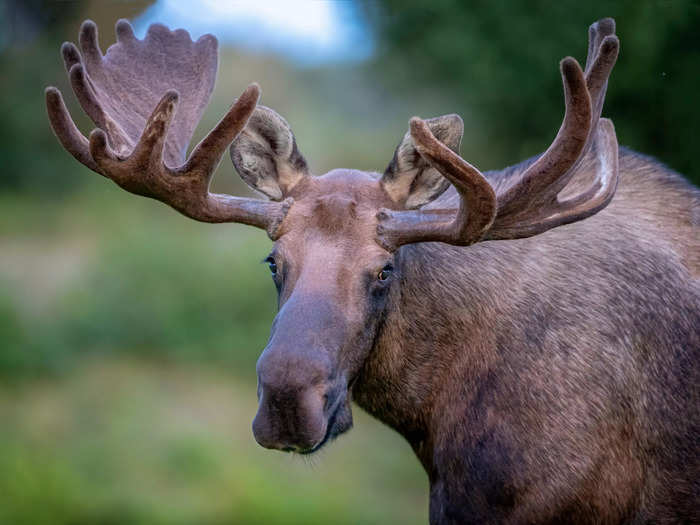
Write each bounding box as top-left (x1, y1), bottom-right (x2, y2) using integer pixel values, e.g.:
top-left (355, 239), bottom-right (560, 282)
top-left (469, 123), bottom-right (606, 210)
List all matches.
top-left (230, 105), bottom-right (309, 200)
top-left (382, 114), bottom-right (463, 208)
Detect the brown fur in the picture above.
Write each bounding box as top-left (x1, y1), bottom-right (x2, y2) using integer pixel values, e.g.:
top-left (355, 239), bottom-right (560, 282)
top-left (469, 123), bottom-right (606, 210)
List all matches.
top-left (355, 150), bottom-right (699, 523)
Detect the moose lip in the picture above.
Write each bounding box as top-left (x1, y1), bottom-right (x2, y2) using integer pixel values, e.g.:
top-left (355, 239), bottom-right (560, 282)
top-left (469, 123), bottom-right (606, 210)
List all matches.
top-left (297, 399), bottom-right (345, 455)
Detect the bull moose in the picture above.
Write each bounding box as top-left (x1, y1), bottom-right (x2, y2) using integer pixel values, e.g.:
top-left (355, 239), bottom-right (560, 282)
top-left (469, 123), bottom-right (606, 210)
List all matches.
top-left (46, 17), bottom-right (698, 524)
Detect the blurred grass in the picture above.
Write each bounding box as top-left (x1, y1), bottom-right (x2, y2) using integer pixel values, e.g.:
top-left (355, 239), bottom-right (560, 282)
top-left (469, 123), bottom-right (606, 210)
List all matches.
top-left (0, 358), bottom-right (427, 525)
top-left (0, 185), bottom-right (276, 378)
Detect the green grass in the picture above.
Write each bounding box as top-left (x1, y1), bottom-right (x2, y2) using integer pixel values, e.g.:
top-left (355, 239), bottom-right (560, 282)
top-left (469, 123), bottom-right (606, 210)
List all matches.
top-left (0, 186), bottom-right (278, 378)
top-left (0, 358), bottom-right (427, 525)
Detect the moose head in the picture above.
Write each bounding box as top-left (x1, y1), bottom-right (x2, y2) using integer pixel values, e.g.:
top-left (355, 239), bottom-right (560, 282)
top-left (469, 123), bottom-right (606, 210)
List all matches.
top-left (46, 19), bottom-right (618, 454)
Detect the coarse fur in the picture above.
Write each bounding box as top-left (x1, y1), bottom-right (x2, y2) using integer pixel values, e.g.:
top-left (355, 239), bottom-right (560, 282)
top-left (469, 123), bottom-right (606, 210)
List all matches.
top-left (354, 148), bottom-right (700, 523)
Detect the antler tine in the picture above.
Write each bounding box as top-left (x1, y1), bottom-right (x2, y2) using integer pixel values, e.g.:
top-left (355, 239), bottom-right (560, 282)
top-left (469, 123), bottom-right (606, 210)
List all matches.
top-left (46, 19), bottom-right (291, 235)
top-left (69, 61), bottom-right (133, 156)
top-left (115, 18), bottom-right (136, 42)
top-left (45, 86), bottom-right (98, 172)
top-left (86, 89), bottom-right (179, 193)
top-left (485, 118), bottom-right (619, 240)
top-left (496, 57), bottom-right (591, 217)
top-left (377, 118), bottom-right (497, 250)
top-left (585, 19), bottom-right (619, 136)
top-left (61, 41), bottom-right (81, 72)
top-left (78, 19), bottom-right (103, 66)
top-left (182, 83), bottom-right (260, 176)
top-left (128, 90), bottom-right (180, 169)
top-left (585, 18), bottom-right (615, 72)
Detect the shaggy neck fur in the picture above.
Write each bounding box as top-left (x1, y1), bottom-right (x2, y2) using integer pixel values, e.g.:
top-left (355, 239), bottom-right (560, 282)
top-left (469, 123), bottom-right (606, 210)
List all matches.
top-left (352, 149), bottom-right (699, 523)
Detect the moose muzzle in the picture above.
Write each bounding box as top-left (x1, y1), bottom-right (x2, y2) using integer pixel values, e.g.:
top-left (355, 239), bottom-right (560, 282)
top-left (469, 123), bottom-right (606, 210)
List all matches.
top-left (251, 280), bottom-right (355, 453)
top-left (252, 344), bottom-right (339, 452)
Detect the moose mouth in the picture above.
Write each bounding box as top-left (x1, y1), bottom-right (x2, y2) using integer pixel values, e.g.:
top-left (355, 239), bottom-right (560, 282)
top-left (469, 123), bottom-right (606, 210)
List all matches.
top-left (298, 394), bottom-right (352, 455)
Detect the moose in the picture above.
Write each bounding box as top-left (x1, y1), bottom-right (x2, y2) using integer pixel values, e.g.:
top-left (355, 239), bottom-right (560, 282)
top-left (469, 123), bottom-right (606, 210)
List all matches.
top-left (46, 17), bottom-right (698, 524)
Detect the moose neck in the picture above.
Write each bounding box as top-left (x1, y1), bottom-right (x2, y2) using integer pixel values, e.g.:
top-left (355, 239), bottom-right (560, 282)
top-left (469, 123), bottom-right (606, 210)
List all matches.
top-left (352, 240), bottom-right (512, 472)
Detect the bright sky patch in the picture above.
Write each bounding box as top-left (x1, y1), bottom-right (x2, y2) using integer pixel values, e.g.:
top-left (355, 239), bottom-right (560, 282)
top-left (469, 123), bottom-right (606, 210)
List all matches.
top-left (132, 0), bottom-right (373, 66)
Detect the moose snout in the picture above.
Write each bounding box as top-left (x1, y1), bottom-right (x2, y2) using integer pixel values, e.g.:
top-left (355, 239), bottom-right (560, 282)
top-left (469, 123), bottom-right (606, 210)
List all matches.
top-left (252, 349), bottom-right (335, 453)
top-left (252, 384), bottom-right (329, 452)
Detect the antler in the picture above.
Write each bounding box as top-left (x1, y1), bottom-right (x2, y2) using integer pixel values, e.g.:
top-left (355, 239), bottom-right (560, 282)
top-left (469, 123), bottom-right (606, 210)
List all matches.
top-left (377, 18), bottom-right (620, 250)
top-left (45, 20), bottom-right (290, 234)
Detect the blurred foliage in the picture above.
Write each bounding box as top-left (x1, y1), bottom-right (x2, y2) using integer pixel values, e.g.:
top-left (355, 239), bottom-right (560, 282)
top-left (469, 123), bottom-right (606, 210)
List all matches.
top-left (0, 0), bottom-right (152, 193)
top-left (0, 190), bottom-right (276, 379)
top-left (0, 359), bottom-right (427, 524)
top-left (0, 0), bottom-right (83, 192)
top-left (363, 0), bottom-right (700, 185)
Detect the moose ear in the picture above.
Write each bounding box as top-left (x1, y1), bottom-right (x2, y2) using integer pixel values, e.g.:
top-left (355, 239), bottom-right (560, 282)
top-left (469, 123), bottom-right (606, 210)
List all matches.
top-left (381, 114), bottom-right (464, 209)
top-left (230, 105), bottom-right (309, 200)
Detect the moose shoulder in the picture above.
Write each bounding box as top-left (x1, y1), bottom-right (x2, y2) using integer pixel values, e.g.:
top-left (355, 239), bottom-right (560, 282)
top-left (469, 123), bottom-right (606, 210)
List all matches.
top-left (46, 17), bottom-right (698, 524)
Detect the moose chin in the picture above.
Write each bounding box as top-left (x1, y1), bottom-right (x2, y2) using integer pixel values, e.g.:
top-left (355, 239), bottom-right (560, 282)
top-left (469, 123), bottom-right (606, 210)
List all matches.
top-left (46, 17), bottom-right (698, 525)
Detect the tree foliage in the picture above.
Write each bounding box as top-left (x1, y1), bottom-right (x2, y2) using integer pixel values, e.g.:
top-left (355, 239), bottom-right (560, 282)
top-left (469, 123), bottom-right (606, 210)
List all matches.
top-left (364, 0), bottom-right (700, 184)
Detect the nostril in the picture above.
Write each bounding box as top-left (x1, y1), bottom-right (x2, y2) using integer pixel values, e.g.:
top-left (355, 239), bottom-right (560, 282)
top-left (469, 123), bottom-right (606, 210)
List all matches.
top-left (253, 382), bottom-right (330, 453)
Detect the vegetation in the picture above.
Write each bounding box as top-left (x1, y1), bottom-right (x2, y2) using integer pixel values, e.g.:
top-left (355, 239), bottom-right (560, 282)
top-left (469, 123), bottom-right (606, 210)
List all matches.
top-left (363, 0), bottom-right (700, 184)
top-left (0, 358), bottom-right (427, 524)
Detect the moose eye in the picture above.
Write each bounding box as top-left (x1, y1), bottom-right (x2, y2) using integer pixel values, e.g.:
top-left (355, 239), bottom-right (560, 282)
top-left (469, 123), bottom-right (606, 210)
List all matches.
top-left (265, 256), bottom-right (278, 275)
top-left (377, 264), bottom-right (393, 281)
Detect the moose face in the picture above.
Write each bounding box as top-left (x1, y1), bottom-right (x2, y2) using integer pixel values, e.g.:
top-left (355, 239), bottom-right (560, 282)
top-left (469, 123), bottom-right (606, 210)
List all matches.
top-left (219, 104), bottom-right (465, 453)
top-left (251, 170), bottom-right (397, 453)
top-left (228, 107), bottom-right (471, 453)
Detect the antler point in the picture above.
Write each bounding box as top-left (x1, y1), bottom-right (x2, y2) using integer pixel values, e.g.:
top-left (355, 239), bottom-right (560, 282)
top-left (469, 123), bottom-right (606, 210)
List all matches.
top-left (560, 56), bottom-right (578, 69)
top-left (560, 57), bottom-right (585, 87)
top-left (600, 35), bottom-right (620, 54)
top-left (598, 17), bottom-right (616, 32)
top-left (115, 19), bottom-right (136, 42)
top-left (68, 62), bottom-right (84, 76)
top-left (245, 82), bottom-right (262, 100)
top-left (196, 33), bottom-right (218, 49)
